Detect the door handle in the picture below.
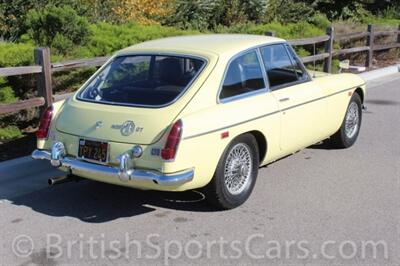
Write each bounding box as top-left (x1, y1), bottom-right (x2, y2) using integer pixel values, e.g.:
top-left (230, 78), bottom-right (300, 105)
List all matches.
top-left (279, 97), bottom-right (290, 102)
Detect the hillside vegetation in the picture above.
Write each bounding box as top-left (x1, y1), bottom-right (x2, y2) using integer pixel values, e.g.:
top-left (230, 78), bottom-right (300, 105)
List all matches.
top-left (0, 0), bottom-right (399, 140)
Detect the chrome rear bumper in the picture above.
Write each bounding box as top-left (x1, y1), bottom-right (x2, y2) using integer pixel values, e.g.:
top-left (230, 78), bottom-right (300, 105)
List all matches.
top-left (32, 144), bottom-right (193, 186)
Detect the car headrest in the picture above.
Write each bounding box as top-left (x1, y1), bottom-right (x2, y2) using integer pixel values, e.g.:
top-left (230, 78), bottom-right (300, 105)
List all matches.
top-left (159, 58), bottom-right (183, 85)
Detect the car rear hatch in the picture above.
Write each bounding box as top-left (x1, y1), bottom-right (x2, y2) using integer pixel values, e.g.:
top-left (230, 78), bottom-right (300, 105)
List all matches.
top-left (56, 52), bottom-right (214, 145)
top-left (56, 99), bottom-right (179, 144)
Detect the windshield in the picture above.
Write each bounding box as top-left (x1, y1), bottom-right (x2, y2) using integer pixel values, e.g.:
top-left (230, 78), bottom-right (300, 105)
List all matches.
top-left (78, 55), bottom-right (206, 107)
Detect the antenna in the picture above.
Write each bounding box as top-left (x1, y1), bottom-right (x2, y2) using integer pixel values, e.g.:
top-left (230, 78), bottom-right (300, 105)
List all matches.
top-left (313, 42), bottom-right (316, 78)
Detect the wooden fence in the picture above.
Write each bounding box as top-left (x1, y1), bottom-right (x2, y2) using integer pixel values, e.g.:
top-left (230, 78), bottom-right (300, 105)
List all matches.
top-left (0, 24), bottom-right (399, 116)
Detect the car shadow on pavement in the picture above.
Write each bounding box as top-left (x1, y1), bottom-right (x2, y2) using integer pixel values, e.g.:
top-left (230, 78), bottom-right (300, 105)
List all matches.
top-left (10, 178), bottom-right (218, 223)
top-left (307, 141), bottom-right (337, 150)
top-left (365, 99), bottom-right (399, 106)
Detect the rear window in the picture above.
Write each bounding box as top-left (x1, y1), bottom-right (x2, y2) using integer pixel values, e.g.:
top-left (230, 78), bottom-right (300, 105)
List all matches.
top-left (78, 55), bottom-right (206, 107)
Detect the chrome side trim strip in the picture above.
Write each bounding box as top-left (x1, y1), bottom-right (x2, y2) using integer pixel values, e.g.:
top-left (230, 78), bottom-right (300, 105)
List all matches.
top-left (281, 86), bottom-right (355, 113)
top-left (184, 85), bottom-right (360, 140)
top-left (184, 110), bottom-right (280, 140)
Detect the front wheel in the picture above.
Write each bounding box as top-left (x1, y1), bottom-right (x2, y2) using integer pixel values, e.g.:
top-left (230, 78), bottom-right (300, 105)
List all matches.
top-left (330, 93), bottom-right (362, 148)
top-left (203, 134), bottom-right (259, 210)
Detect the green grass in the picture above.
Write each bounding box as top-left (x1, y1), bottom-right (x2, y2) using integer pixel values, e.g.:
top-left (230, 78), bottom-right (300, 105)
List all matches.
top-left (362, 16), bottom-right (400, 26)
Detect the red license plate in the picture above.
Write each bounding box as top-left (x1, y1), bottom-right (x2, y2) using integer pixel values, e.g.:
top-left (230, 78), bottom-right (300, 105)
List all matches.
top-left (78, 139), bottom-right (108, 163)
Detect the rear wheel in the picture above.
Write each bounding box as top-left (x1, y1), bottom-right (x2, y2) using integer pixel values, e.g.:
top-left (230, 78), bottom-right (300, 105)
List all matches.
top-left (203, 134), bottom-right (259, 210)
top-left (330, 93), bottom-right (362, 148)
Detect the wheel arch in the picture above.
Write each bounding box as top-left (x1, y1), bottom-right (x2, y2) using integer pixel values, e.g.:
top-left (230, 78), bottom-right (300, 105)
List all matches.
top-left (246, 130), bottom-right (268, 164)
top-left (354, 87), bottom-right (364, 103)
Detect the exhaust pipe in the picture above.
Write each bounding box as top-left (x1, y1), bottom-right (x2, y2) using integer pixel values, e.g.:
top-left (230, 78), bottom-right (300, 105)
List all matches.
top-left (48, 175), bottom-right (80, 186)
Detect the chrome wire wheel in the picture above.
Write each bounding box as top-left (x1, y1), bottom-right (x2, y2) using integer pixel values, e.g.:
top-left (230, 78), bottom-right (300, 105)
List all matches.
top-left (224, 143), bottom-right (252, 195)
top-left (345, 101), bottom-right (359, 139)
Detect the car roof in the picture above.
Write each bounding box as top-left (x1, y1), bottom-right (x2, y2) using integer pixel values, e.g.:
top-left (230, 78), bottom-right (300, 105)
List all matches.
top-left (117, 34), bottom-right (286, 58)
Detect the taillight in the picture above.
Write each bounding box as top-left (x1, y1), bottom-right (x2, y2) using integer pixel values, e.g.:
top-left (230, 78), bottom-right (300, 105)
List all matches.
top-left (36, 106), bottom-right (53, 139)
top-left (161, 120), bottom-right (183, 160)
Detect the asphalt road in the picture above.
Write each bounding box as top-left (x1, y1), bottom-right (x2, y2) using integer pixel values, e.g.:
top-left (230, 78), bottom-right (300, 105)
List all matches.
top-left (0, 74), bottom-right (399, 266)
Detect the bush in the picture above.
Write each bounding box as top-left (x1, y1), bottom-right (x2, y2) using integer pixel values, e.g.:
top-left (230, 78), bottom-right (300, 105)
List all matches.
top-left (167, 0), bottom-right (269, 30)
top-left (221, 0), bottom-right (268, 26)
top-left (340, 2), bottom-right (372, 22)
top-left (0, 75), bottom-right (18, 103)
top-left (0, 78), bottom-right (18, 104)
top-left (0, 0), bottom-right (41, 41)
top-left (275, 0), bottom-right (316, 24)
top-left (51, 33), bottom-right (74, 55)
top-left (381, 6), bottom-right (400, 20)
top-left (25, 5), bottom-right (91, 54)
top-left (308, 13), bottom-right (331, 29)
top-left (215, 21), bottom-right (325, 39)
top-left (167, 0), bottom-right (223, 30)
top-left (113, 0), bottom-right (173, 25)
top-left (0, 42), bottom-right (35, 67)
top-left (0, 125), bottom-right (22, 140)
top-left (0, 42), bottom-right (37, 101)
top-left (73, 22), bottom-right (199, 57)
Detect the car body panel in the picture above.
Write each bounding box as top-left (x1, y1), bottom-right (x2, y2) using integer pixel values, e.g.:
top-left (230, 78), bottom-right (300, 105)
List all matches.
top-left (34, 35), bottom-right (366, 191)
top-left (271, 81), bottom-right (327, 152)
top-left (315, 73), bottom-right (366, 134)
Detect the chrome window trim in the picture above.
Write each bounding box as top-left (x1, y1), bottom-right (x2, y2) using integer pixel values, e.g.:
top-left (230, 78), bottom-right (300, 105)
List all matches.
top-left (219, 89), bottom-right (269, 104)
top-left (217, 47), bottom-right (271, 104)
top-left (76, 52), bottom-right (209, 109)
top-left (259, 43), bottom-right (312, 92)
top-left (256, 47), bottom-right (271, 91)
top-left (285, 44), bottom-right (311, 81)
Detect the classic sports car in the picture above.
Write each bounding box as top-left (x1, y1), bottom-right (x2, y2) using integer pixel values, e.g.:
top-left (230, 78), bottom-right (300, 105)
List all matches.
top-left (32, 34), bottom-right (366, 209)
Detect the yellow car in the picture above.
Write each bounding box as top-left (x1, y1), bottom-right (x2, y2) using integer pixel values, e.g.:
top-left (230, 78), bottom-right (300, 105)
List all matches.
top-left (32, 34), bottom-right (366, 209)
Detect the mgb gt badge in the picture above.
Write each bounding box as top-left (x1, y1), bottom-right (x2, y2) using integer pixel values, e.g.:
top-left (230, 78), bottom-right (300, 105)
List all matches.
top-left (111, 121), bottom-right (135, 136)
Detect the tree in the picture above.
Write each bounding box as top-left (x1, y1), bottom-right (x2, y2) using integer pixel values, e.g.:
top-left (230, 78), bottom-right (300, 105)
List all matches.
top-left (0, 0), bottom-right (43, 41)
top-left (113, 0), bottom-right (173, 24)
top-left (301, 0), bottom-right (399, 19)
top-left (167, 0), bottom-right (269, 30)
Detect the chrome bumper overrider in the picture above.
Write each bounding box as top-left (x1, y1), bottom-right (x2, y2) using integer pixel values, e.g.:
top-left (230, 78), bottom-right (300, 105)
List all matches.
top-left (31, 142), bottom-right (194, 186)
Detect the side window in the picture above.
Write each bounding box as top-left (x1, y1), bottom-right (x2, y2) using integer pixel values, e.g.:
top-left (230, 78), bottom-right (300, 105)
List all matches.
top-left (261, 44), bottom-right (307, 89)
top-left (220, 50), bottom-right (265, 100)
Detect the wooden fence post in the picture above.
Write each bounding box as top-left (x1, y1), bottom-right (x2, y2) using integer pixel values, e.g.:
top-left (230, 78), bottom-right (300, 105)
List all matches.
top-left (323, 26), bottom-right (334, 73)
top-left (265, 31), bottom-right (275, 37)
top-left (397, 24), bottom-right (400, 44)
top-left (366, 24), bottom-right (375, 68)
top-left (34, 47), bottom-right (52, 110)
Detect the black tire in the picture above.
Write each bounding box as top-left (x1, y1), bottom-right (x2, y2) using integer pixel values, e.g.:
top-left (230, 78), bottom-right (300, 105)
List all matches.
top-left (330, 93), bottom-right (362, 148)
top-left (203, 134), bottom-right (259, 210)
